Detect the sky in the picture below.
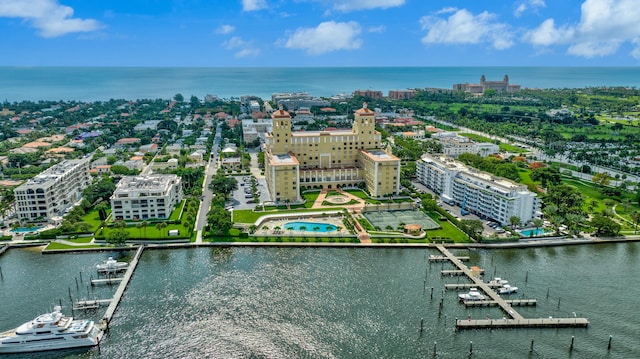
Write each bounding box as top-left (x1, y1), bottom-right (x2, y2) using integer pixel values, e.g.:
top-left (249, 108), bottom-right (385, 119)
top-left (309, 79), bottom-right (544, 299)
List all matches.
top-left (1, 0), bottom-right (640, 67)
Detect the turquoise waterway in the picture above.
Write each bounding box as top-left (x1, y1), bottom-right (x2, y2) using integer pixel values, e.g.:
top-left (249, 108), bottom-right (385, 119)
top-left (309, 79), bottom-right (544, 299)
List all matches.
top-left (1, 244), bottom-right (639, 358)
top-left (2, 67), bottom-right (640, 102)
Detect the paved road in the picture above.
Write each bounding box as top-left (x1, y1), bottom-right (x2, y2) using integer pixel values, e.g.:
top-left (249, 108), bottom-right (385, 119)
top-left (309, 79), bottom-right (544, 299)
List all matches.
top-left (195, 123), bottom-right (222, 243)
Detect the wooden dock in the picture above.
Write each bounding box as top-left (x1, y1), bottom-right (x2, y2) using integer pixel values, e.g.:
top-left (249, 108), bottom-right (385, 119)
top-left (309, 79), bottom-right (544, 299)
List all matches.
top-left (429, 255), bottom-right (469, 262)
top-left (456, 318), bottom-right (589, 330)
top-left (441, 269), bottom-right (484, 276)
top-left (463, 299), bottom-right (537, 307)
top-left (435, 244), bottom-right (589, 330)
top-left (445, 283), bottom-right (501, 290)
top-left (91, 277), bottom-right (123, 286)
top-left (74, 299), bottom-right (112, 311)
top-left (99, 245), bottom-right (145, 330)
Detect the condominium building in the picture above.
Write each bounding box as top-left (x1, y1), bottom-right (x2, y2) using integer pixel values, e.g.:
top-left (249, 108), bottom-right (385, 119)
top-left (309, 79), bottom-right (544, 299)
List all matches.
top-left (264, 103), bottom-right (401, 203)
top-left (416, 154), bottom-right (540, 225)
top-left (433, 132), bottom-right (499, 158)
top-left (14, 158), bottom-right (91, 221)
top-left (110, 174), bottom-right (183, 220)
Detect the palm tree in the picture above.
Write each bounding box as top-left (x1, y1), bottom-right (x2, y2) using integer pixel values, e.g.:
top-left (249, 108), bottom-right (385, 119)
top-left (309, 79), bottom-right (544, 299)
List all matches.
top-left (142, 221), bottom-right (149, 238)
top-left (273, 225), bottom-right (281, 234)
top-left (532, 218), bottom-right (544, 235)
top-left (155, 222), bottom-right (168, 239)
top-left (299, 225), bottom-right (307, 235)
top-left (136, 222), bottom-right (145, 239)
top-left (631, 211), bottom-right (640, 234)
top-left (509, 216), bottom-right (521, 230)
top-left (249, 224), bottom-right (258, 234)
top-left (312, 226), bottom-right (320, 232)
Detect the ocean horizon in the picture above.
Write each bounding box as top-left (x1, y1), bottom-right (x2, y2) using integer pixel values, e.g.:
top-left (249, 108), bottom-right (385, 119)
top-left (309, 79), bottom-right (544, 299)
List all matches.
top-left (2, 66), bottom-right (640, 102)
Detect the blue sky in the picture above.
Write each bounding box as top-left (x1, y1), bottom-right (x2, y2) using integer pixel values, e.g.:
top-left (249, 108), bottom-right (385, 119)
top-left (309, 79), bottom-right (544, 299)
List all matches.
top-left (1, 0), bottom-right (639, 66)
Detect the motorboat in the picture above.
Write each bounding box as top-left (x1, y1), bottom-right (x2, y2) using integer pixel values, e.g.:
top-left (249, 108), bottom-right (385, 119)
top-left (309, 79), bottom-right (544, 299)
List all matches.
top-left (498, 284), bottom-right (518, 294)
top-left (96, 257), bottom-right (128, 273)
top-left (487, 277), bottom-right (508, 286)
top-left (458, 288), bottom-right (486, 301)
top-left (0, 306), bottom-right (103, 353)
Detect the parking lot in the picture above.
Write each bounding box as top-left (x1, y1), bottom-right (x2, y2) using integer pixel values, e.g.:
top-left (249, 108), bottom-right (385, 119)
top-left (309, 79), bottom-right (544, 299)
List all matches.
top-left (227, 175), bottom-right (271, 210)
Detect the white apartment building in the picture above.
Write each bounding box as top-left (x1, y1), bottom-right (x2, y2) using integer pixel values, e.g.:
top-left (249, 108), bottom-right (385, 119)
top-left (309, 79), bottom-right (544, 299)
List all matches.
top-left (417, 154), bottom-right (540, 225)
top-left (14, 158), bottom-right (91, 222)
top-left (433, 132), bottom-right (499, 158)
top-left (111, 174), bottom-right (183, 220)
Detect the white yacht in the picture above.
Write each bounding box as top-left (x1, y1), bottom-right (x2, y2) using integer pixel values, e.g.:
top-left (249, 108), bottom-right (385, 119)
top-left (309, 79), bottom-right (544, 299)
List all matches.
top-left (96, 257), bottom-right (128, 273)
top-left (458, 288), bottom-right (486, 301)
top-left (498, 284), bottom-right (518, 294)
top-left (0, 306), bottom-right (103, 353)
top-left (487, 277), bottom-right (508, 286)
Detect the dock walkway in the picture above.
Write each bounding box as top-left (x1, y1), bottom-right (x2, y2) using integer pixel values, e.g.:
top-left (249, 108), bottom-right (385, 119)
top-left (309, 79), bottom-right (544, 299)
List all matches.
top-left (434, 244), bottom-right (589, 330)
top-left (100, 245), bottom-right (145, 330)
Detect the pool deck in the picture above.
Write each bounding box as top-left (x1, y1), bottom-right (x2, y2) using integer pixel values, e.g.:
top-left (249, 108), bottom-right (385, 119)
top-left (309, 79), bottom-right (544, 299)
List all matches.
top-left (257, 216), bottom-right (347, 236)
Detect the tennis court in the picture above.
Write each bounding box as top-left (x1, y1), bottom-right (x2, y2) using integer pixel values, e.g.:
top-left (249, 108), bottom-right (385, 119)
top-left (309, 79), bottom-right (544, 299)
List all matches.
top-left (363, 210), bottom-right (441, 230)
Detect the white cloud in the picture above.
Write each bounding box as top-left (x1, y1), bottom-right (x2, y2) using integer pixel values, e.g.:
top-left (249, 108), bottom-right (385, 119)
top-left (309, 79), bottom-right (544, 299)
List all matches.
top-left (368, 25), bottom-right (386, 33)
top-left (215, 24), bottom-right (235, 34)
top-left (241, 0), bottom-right (267, 12)
top-left (420, 8), bottom-right (514, 50)
top-left (223, 36), bottom-right (260, 58)
top-left (325, 0), bottom-right (404, 12)
top-left (283, 21), bottom-right (362, 55)
top-left (524, 0), bottom-right (640, 58)
top-left (523, 19), bottom-right (574, 46)
top-left (514, 0), bottom-right (546, 17)
top-left (0, 0), bottom-right (101, 37)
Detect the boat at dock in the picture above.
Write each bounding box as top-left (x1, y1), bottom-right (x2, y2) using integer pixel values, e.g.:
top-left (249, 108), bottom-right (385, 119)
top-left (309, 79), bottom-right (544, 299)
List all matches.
top-left (458, 288), bottom-right (486, 301)
top-left (0, 306), bottom-right (103, 353)
top-left (497, 284), bottom-right (518, 294)
top-left (487, 277), bottom-right (508, 286)
top-left (96, 257), bottom-right (128, 273)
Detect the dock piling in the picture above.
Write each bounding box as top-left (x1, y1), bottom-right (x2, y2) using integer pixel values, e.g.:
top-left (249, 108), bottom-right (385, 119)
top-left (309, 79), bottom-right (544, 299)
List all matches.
top-left (469, 341), bottom-right (473, 355)
top-left (525, 270), bottom-right (529, 283)
top-left (79, 271), bottom-right (83, 283)
top-left (558, 297), bottom-right (561, 308)
top-left (75, 277), bottom-right (79, 290)
top-left (420, 318), bottom-right (424, 332)
top-left (430, 287), bottom-right (433, 300)
top-left (0, 266), bottom-right (3, 280)
top-left (433, 342), bottom-right (437, 357)
top-left (570, 336), bottom-right (574, 351)
top-left (608, 335), bottom-right (612, 350)
top-left (530, 338), bottom-right (534, 352)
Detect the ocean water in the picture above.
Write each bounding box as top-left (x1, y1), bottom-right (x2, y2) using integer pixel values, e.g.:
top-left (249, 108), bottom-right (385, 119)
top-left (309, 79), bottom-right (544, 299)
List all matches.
top-left (1, 244), bottom-right (639, 358)
top-left (1, 67), bottom-right (640, 102)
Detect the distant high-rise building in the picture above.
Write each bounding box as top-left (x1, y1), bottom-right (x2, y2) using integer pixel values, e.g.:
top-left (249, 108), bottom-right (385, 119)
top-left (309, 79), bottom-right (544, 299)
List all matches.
top-left (453, 75), bottom-right (520, 94)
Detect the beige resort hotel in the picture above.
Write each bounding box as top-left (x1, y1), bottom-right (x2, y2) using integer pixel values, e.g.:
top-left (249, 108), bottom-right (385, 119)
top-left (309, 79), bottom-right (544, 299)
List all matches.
top-left (264, 103), bottom-right (401, 204)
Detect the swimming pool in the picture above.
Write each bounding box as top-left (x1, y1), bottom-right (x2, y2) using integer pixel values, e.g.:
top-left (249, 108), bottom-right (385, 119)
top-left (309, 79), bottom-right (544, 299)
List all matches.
top-left (284, 222), bottom-right (338, 232)
top-left (518, 228), bottom-right (548, 237)
top-left (11, 226), bottom-right (43, 233)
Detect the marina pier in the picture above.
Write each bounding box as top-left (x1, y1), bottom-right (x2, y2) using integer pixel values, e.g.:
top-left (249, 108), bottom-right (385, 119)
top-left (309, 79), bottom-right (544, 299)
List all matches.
top-left (99, 245), bottom-right (145, 330)
top-left (434, 244), bottom-right (589, 330)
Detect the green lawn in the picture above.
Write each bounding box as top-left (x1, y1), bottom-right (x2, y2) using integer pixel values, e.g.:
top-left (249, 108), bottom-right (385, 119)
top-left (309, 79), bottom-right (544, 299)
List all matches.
top-left (45, 242), bottom-right (103, 250)
top-left (233, 208), bottom-right (345, 224)
top-left (343, 189), bottom-right (381, 204)
top-left (100, 222), bottom-right (191, 240)
top-left (80, 208), bottom-right (109, 232)
top-left (562, 178), bottom-right (608, 212)
top-left (169, 200), bottom-right (186, 221)
top-left (425, 212), bottom-right (470, 243)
